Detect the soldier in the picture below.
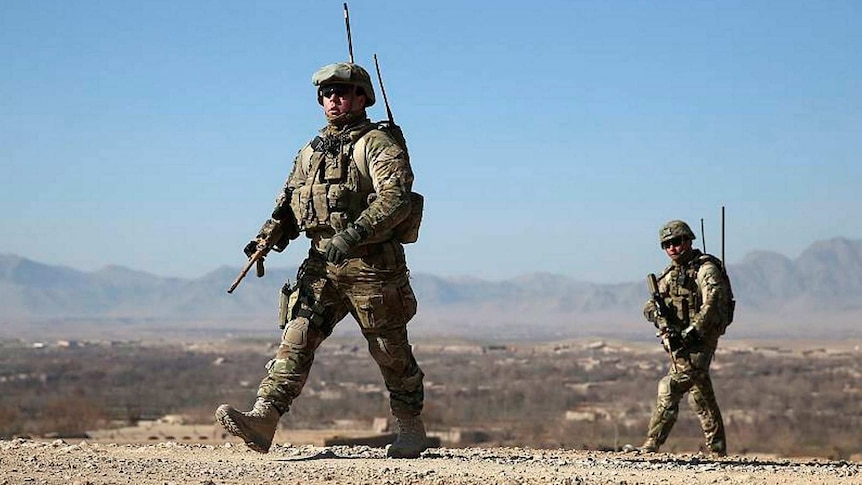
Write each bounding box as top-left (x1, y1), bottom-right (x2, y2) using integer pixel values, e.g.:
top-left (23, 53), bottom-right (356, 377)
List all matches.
top-left (216, 62), bottom-right (427, 458)
top-left (639, 220), bottom-right (734, 457)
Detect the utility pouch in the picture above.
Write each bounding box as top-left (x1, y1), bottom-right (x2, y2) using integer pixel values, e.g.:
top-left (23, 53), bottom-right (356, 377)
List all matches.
top-left (393, 191), bottom-right (424, 244)
top-left (719, 298), bottom-right (736, 335)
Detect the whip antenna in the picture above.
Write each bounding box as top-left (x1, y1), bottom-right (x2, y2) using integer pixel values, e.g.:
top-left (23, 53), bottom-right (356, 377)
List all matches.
top-left (374, 54), bottom-right (395, 124)
top-left (343, 3), bottom-right (354, 63)
top-left (721, 206), bottom-right (726, 268)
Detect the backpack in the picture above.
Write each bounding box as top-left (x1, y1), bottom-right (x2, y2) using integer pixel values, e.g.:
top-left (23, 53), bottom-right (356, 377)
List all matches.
top-left (351, 121), bottom-right (424, 244)
top-left (697, 254), bottom-right (736, 331)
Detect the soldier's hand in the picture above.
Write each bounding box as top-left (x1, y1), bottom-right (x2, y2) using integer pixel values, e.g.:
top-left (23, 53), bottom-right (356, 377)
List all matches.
top-left (681, 325), bottom-right (699, 344)
top-left (643, 300), bottom-right (659, 325)
top-left (325, 225), bottom-right (366, 264)
top-left (244, 240), bottom-right (261, 258)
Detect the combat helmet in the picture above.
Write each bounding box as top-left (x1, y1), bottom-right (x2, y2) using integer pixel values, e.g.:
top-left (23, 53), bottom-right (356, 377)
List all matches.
top-left (659, 220), bottom-right (696, 245)
top-left (312, 62), bottom-right (376, 107)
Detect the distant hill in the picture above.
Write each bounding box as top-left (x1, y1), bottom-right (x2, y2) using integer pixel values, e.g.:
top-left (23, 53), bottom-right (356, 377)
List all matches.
top-left (2, 237), bottom-right (861, 341)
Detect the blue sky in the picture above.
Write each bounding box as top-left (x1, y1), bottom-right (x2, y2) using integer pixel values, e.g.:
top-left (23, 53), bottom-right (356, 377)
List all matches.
top-left (2, 1), bottom-right (860, 283)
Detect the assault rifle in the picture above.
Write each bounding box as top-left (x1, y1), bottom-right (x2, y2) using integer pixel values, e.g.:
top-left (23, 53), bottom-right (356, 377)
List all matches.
top-left (226, 220), bottom-right (287, 294)
top-left (646, 273), bottom-right (682, 368)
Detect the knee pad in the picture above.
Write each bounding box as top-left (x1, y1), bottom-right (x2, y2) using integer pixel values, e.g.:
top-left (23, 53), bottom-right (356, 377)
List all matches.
top-left (282, 317), bottom-right (310, 349)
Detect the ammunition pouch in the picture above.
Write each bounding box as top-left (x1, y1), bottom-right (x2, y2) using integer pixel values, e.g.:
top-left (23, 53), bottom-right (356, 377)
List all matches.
top-left (291, 182), bottom-right (365, 234)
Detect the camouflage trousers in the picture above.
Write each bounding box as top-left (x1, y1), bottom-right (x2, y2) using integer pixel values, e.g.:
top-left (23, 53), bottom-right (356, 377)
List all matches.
top-left (257, 241), bottom-right (424, 417)
top-left (646, 341), bottom-right (726, 453)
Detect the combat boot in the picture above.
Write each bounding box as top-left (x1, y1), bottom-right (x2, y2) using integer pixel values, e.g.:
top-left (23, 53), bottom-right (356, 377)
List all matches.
top-left (704, 443), bottom-right (727, 458)
top-left (215, 398), bottom-right (281, 453)
top-left (639, 437), bottom-right (660, 453)
top-left (703, 449), bottom-right (727, 459)
top-left (386, 414), bottom-right (427, 458)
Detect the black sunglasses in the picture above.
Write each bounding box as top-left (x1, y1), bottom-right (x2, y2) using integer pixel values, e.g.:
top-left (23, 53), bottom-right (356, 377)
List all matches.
top-left (661, 237), bottom-right (686, 249)
top-left (319, 84), bottom-right (354, 99)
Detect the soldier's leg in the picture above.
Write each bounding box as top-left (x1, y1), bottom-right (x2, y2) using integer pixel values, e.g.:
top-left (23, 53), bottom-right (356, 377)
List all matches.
top-left (685, 346), bottom-right (726, 456)
top-left (217, 255), bottom-right (347, 453)
top-left (363, 325), bottom-right (424, 416)
top-left (340, 243), bottom-right (425, 457)
top-left (644, 363), bottom-right (694, 451)
top-left (689, 373), bottom-right (726, 456)
top-left (257, 256), bottom-right (348, 412)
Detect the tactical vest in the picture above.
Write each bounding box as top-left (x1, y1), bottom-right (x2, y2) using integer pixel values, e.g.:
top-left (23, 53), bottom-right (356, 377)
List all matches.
top-left (659, 253), bottom-right (735, 336)
top-left (289, 121), bottom-right (422, 244)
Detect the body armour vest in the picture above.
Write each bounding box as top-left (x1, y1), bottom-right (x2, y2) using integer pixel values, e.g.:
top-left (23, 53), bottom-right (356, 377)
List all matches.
top-left (288, 120), bottom-right (422, 244)
top-left (289, 123), bottom-right (370, 235)
top-left (659, 251), bottom-right (735, 336)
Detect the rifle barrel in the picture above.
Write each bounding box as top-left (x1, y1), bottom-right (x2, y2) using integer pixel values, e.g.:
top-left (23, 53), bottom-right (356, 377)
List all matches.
top-left (227, 247), bottom-right (268, 294)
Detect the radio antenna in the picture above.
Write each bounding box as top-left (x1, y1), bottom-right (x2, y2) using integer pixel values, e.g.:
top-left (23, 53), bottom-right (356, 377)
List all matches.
top-left (343, 3), bottom-right (354, 63)
top-left (721, 206), bottom-right (726, 268)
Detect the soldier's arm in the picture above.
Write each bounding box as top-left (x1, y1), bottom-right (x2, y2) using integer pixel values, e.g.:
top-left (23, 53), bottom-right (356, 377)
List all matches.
top-left (691, 261), bottom-right (729, 336)
top-left (257, 147), bottom-right (307, 247)
top-left (283, 145), bottom-right (310, 203)
top-left (354, 131), bottom-right (413, 235)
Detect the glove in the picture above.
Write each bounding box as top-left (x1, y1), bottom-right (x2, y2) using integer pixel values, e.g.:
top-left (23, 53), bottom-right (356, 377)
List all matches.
top-left (680, 325), bottom-right (699, 344)
top-left (325, 224), bottom-right (366, 264)
top-left (643, 300), bottom-right (659, 326)
top-left (243, 240), bottom-right (261, 258)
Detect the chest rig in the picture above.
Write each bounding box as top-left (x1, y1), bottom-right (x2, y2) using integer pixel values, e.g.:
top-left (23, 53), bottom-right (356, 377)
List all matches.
top-left (289, 125), bottom-right (374, 234)
top-left (660, 256), bottom-right (708, 329)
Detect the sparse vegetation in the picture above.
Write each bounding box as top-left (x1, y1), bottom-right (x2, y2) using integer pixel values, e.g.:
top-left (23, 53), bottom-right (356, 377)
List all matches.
top-left (0, 337), bottom-right (859, 459)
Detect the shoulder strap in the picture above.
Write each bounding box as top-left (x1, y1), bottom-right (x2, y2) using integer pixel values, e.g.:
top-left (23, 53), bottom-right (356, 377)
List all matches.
top-left (657, 264), bottom-right (674, 282)
top-left (696, 253), bottom-right (735, 296)
top-left (696, 253), bottom-right (727, 276)
top-left (348, 123), bottom-right (380, 181)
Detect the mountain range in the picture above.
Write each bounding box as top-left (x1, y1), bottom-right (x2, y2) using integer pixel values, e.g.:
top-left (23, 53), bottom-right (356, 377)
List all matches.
top-left (2, 237), bottom-right (861, 341)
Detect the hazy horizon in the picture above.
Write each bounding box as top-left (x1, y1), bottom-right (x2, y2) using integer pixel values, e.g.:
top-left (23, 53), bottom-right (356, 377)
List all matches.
top-left (4, 233), bottom-right (859, 283)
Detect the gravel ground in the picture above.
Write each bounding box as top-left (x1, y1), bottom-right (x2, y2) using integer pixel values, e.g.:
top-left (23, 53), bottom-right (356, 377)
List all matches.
top-left (1, 438), bottom-right (860, 485)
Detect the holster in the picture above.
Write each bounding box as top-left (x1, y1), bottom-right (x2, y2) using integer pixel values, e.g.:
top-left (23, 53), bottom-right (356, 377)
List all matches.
top-left (277, 282), bottom-right (299, 329)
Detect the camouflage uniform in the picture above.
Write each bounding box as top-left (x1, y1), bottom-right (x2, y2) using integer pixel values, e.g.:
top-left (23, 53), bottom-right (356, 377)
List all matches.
top-left (259, 115), bottom-right (424, 418)
top-left (642, 220), bottom-right (734, 456)
top-left (216, 63), bottom-right (425, 457)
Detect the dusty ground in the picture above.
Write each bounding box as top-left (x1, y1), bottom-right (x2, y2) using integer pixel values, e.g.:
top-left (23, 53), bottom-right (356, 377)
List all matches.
top-left (1, 438), bottom-right (860, 485)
